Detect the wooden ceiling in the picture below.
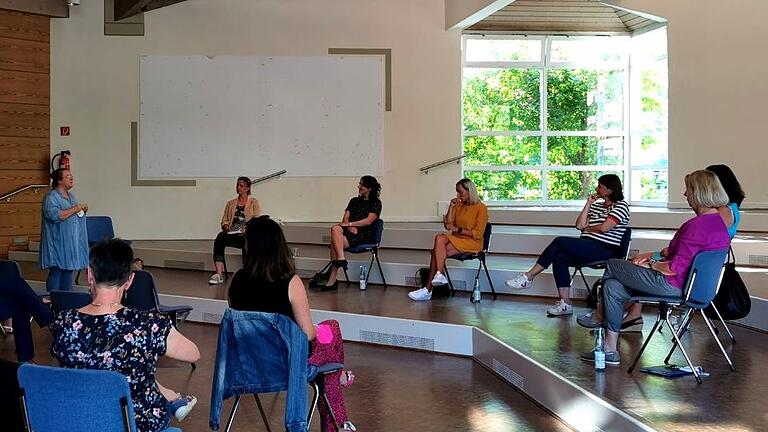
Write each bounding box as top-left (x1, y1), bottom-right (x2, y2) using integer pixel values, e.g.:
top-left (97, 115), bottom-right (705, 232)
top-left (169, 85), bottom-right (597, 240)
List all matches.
top-left (467, 0), bottom-right (665, 34)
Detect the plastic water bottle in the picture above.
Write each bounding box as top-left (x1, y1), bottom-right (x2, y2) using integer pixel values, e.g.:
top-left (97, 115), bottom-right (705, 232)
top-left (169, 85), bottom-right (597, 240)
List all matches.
top-left (359, 265), bottom-right (367, 291)
top-left (471, 279), bottom-right (481, 303)
top-left (594, 327), bottom-right (606, 371)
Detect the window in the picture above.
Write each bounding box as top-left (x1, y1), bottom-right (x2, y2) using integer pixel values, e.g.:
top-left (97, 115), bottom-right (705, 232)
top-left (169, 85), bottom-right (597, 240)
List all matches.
top-left (462, 30), bottom-right (668, 204)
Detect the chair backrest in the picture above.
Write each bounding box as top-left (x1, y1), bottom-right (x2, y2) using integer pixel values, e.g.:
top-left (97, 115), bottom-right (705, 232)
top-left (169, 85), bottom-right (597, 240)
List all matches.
top-left (0, 359), bottom-right (24, 432)
top-left (123, 270), bottom-right (161, 312)
top-left (0, 259), bottom-right (22, 279)
top-left (372, 219), bottom-right (385, 245)
top-left (619, 227), bottom-right (633, 259)
top-left (86, 216), bottom-right (115, 245)
top-left (17, 364), bottom-right (138, 432)
top-left (683, 248), bottom-right (730, 306)
top-left (481, 222), bottom-right (493, 252)
top-left (50, 290), bottom-right (91, 315)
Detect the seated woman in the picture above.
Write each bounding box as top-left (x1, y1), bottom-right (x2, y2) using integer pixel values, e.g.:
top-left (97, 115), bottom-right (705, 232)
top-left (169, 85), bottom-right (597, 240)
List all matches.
top-left (0, 274), bottom-right (54, 363)
top-left (580, 170), bottom-right (731, 366)
top-left (51, 239), bottom-right (201, 432)
top-left (409, 178), bottom-right (488, 302)
top-left (228, 216), bottom-right (356, 432)
top-left (324, 175), bottom-right (382, 290)
top-left (209, 176), bottom-right (261, 285)
top-left (578, 164), bottom-right (744, 331)
top-left (505, 174), bottom-right (630, 316)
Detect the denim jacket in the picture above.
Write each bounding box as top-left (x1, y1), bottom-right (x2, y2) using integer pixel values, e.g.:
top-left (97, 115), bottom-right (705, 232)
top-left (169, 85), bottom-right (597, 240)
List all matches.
top-left (209, 309), bottom-right (314, 432)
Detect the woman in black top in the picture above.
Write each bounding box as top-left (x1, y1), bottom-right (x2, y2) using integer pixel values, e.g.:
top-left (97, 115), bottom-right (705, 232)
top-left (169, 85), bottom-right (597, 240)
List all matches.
top-left (324, 175), bottom-right (382, 290)
top-left (228, 216), bottom-right (356, 432)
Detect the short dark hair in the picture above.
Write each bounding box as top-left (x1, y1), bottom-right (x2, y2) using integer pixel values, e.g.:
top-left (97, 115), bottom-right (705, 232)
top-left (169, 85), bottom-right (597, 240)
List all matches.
top-left (237, 176), bottom-right (252, 194)
top-left (360, 175), bottom-right (381, 201)
top-left (89, 239), bottom-right (134, 287)
top-left (598, 174), bottom-right (624, 202)
top-left (706, 164), bottom-right (745, 207)
top-left (243, 216), bottom-right (295, 282)
top-left (50, 168), bottom-right (67, 188)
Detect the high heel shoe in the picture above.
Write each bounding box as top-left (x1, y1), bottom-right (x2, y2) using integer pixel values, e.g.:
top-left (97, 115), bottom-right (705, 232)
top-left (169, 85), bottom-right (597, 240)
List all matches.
top-left (321, 280), bottom-right (339, 291)
top-left (332, 259), bottom-right (348, 270)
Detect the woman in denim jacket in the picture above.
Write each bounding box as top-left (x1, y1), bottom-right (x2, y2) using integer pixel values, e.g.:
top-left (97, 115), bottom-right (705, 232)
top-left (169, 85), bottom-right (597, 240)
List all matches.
top-left (228, 216), bottom-right (356, 432)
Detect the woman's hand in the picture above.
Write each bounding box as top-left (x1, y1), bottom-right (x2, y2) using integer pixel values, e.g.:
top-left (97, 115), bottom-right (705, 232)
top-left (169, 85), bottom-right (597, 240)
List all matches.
top-left (347, 226), bottom-right (358, 234)
top-left (632, 251), bottom-right (653, 265)
top-left (222, 224), bottom-right (230, 232)
top-left (445, 223), bottom-right (457, 233)
top-left (450, 197), bottom-right (460, 206)
top-left (586, 194), bottom-right (598, 204)
top-left (79, 203), bottom-right (89, 213)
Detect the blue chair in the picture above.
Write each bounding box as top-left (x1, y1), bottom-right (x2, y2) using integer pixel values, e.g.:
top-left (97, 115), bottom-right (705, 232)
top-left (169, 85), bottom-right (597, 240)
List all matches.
top-left (49, 290), bottom-right (91, 315)
top-left (342, 219), bottom-right (387, 288)
top-left (444, 223), bottom-right (496, 300)
top-left (17, 364), bottom-right (181, 432)
top-left (210, 309), bottom-right (343, 432)
top-left (626, 248), bottom-right (731, 384)
top-left (76, 216), bottom-right (118, 284)
top-left (0, 260), bottom-right (23, 337)
top-left (0, 359), bottom-right (24, 432)
top-left (572, 227), bottom-right (632, 309)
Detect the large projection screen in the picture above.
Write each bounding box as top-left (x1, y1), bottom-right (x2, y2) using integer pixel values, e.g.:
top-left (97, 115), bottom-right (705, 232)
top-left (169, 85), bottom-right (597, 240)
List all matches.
top-left (139, 55), bottom-right (383, 178)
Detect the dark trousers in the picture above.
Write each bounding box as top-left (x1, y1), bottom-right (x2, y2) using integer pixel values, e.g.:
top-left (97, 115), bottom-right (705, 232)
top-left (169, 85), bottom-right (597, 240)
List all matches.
top-left (0, 276), bottom-right (54, 362)
top-left (46, 267), bottom-right (74, 292)
top-left (537, 237), bottom-right (619, 288)
top-left (213, 231), bottom-right (245, 264)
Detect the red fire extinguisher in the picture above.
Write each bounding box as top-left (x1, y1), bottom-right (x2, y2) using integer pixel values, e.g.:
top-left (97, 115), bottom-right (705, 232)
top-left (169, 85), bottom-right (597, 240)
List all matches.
top-left (51, 150), bottom-right (71, 171)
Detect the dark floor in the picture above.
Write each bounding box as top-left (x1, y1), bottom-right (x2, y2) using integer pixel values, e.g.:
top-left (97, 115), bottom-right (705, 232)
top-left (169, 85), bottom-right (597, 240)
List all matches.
top-left (0, 322), bottom-right (570, 432)
top-left (14, 262), bottom-right (768, 432)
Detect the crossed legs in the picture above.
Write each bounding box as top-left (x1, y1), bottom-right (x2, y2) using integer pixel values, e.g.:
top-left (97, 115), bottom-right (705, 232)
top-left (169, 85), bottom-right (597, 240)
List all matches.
top-left (327, 225), bottom-right (350, 286)
top-left (425, 234), bottom-right (460, 292)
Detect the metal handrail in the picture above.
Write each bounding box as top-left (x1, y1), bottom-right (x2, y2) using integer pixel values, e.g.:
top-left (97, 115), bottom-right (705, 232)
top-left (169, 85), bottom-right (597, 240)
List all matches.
top-left (419, 155), bottom-right (465, 174)
top-left (252, 170), bottom-right (286, 185)
top-left (0, 184), bottom-right (48, 202)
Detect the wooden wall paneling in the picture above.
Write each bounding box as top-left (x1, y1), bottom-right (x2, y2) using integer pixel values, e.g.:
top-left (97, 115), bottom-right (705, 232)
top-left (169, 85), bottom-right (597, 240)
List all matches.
top-left (0, 204), bottom-right (41, 236)
top-left (0, 185), bottom-right (47, 203)
top-left (0, 69), bottom-right (49, 105)
top-left (0, 9), bottom-right (50, 42)
top-left (0, 102), bottom-right (49, 137)
top-left (0, 168), bottom-right (48, 192)
top-left (0, 136), bottom-right (48, 169)
top-left (0, 35), bottom-right (49, 73)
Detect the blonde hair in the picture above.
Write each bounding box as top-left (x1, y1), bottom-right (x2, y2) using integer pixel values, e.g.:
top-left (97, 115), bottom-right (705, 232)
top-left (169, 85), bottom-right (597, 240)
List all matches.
top-left (684, 170), bottom-right (728, 210)
top-left (457, 178), bottom-right (481, 205)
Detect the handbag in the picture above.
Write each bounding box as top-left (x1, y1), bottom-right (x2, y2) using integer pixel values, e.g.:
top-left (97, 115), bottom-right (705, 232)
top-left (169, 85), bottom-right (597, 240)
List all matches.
top-left (704, 247), bottom-right (751, 320)
top-left (308, 262), bottom-right (333, 289)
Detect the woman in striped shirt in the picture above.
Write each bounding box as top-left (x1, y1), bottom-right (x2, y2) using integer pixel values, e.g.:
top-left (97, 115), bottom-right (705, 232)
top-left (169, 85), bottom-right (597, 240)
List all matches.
top-left (506, 174), bottom-right (630, 316)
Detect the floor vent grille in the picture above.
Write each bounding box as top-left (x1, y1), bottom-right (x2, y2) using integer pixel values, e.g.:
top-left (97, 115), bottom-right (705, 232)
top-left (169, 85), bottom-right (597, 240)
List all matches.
top-left (491, 358), bottom-right (525, 390)
top-left (359, 330), bottom-right (435, 351)
top-left (202, 312), bottom-right (223, 324)
top-left (321, 235), bottom-right (331, 243)
top-left (749, 254), bottom-right (768, 266)
top-left (164, 260), bottom-right (204, 270)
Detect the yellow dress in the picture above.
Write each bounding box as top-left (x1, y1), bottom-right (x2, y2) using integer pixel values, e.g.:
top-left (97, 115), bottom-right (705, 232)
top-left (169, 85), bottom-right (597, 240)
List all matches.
top-left (446, 201), bottom-right (489, 253)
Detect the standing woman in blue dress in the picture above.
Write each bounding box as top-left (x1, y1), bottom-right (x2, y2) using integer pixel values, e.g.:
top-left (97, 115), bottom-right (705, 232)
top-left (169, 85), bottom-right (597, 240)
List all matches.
top-left (39, 168), bottom-right (89, 292)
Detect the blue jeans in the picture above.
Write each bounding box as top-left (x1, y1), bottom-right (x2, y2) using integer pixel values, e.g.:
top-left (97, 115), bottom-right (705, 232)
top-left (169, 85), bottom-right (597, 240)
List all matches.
top-left (537, 237), bottom-right (619, 288)
top-left (46, 267), bottom-right (74, 292)
top-left (0, 276), bottom-right (54, 361)
top-left (601, 259), bottom-right (681, 333)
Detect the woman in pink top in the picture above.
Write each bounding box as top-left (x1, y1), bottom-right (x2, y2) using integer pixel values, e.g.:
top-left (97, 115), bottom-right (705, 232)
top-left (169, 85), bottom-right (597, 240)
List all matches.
top-left (580, 170), bottom-right (731, 366)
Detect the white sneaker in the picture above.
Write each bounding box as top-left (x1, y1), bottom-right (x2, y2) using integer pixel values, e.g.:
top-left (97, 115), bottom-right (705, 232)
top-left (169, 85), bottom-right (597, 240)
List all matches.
top-left (547, 299), bottom-right (573, 316)
top-left (431, 271), bottom-right (449, 286)
top-left (208, 273), bottom-right (224, 285)
top-left (408, 287), bottom-right (432, 301)
top-left (505, 272), bottom-right (532, 289)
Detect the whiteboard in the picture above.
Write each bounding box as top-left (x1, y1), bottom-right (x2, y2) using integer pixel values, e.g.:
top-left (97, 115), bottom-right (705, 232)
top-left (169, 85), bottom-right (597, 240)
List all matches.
top-left (139, 55), bottom-right (383, 177)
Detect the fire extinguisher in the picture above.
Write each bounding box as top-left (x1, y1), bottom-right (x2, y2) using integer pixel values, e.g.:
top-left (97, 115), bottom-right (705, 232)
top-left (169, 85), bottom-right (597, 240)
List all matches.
top-left (51, 150), bottom-right (71, 171)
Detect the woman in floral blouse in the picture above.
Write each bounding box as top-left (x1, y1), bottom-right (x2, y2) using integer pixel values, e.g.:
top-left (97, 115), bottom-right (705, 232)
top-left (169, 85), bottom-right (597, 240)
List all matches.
top-left (51, 239), bottom-right (200, 432)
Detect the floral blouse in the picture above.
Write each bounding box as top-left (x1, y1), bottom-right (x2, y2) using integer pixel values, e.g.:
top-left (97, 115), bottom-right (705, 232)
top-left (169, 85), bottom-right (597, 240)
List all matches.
top-left (51, 308), bottom-right (173, 432)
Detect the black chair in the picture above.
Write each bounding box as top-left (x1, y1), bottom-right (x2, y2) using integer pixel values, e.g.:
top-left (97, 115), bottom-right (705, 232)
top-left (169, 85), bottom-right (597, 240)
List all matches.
top-left (221, 244), bottom-right (246, 280)
top-left (342, 219), bottom-right (387, 288)
top-left (572, 227), bottom-right (633, 309)
top-left (444, 223), bottom-right (496, 301)
top-left (0, 260), bottom-right (23, 337)
top-left (0, 359), bottom-right (24, 432)
top-left (49, 290), bottom-right (92, 315)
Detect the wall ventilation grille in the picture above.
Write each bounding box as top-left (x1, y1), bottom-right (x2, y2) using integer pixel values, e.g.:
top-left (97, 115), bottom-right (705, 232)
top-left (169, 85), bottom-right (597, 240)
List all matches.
top-left (749, 254), bottom-right (768, 266)
top-left (359, 330), bottom-right (435, 351)
top-left (491, 358), bottom-right (525, 390)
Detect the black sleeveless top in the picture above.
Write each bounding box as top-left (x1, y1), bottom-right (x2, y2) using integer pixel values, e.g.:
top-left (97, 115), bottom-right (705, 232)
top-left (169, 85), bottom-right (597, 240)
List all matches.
top-left (228, 270), bottom-right (295, 321)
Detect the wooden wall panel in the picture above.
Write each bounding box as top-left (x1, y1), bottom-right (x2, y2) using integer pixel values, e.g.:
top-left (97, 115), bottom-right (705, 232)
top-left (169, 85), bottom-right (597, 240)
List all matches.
top-left (0, 69), bottom-right (49, 104)
top-left (0, 35), bottom-right (49, 73)
top-left (0, 169), bottom-right (48, 191)
top-left (0, 102), bottom-right (48, 137)
top-left (0, 136), bottom-right (48, 169)
top-left (0, 9), bottom-right (49, 42)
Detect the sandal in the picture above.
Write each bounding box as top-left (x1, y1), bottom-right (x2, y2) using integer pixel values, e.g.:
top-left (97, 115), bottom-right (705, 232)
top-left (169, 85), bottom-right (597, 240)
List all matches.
top-left (340, 370), bottom-right (355, 387)
top-left (341, 421), bottom-right (357, 431)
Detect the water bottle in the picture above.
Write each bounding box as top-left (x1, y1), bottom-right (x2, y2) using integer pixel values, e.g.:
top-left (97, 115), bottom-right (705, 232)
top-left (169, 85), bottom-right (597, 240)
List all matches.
top-left (359, 265), bottom-right (367, 291)
top-left (594, 327), bottom-right (606, 371)
top-left (471, 279), bottom-right (481, 303)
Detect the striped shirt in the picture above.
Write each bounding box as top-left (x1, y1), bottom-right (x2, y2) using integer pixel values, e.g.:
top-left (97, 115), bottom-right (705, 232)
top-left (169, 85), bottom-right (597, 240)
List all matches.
top-left (580, 200), bottom-right (630, 247)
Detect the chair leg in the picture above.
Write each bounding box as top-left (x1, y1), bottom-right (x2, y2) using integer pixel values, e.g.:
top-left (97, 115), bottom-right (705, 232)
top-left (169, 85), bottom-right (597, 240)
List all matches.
top-left (224, 395), bottom-right (242, 432)
top-left (664, 307), bottom-right (695, 365)
top-left (665, 318), bottom-right (702, 384)
top-left (373, 250), bottom-right (388, 288)
top-left (701, 311), bottom-right (736, 371)
top-left (710, 303), bottom-right (736, 343)
top-left (443, 266), bottom-right (455, 296)
top-left (254, 394), bottom-right (273, 432)
top-left (628, 307), bottom-right (666, 374)
top-left (307, 380), bottom-right (321, 426)
top-left (343, 266), bottom-right (350, 286)
top-left (75, 269), bottom-right (82, 285)
top-left (222, 258), bottom-right (229, 281)
top-left (367, 252), bottom-right (376, 285)
top-left (322, 389), bottom-right (340, 430)
top-left (481, 257), bottom-right (496, 300)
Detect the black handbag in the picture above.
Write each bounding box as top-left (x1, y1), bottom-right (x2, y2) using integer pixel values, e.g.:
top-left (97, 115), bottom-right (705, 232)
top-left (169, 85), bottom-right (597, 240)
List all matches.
top-left (705, 247), bottom-right (751, 320)
top-left (308, 262), bottom-right (333, 289)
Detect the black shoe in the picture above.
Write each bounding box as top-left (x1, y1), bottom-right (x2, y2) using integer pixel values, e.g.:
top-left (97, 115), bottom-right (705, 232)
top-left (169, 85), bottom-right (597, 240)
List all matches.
top-left (321, 280), bottom-right (339, 291)
top-left (332, 259), bottom-right (348, 270)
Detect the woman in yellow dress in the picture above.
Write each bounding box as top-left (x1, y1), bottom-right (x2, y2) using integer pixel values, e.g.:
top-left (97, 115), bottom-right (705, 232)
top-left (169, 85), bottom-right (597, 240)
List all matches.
top-left (409, 178), bottom-right (488, 301)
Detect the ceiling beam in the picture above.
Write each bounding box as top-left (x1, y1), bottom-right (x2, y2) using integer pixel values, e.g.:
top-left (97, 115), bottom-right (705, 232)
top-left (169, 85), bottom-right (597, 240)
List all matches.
top-left (0, 0), bottom-right (68, 18)
top-left (445, 0), bottom-right (515, 30)
top-left (114, 0), bottom-right (189, 21)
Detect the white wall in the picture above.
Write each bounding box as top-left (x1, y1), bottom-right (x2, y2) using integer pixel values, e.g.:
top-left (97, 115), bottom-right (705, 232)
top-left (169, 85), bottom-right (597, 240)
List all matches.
top-left (606, 0), bottom-right (768, 208)
top-left (51, 0), bottom-right (462, 239)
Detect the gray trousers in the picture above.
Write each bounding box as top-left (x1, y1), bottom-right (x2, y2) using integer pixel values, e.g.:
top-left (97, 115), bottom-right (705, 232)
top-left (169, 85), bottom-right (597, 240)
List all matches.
top-left (602, 259), bottom-right (681, 332)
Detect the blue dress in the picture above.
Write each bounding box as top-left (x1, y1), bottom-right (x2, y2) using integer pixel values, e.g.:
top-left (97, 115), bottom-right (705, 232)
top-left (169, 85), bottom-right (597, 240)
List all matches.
top-left (727, 202), bottom-right (741, 239)
top-left (39, 189), bottom-right (89, 270)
